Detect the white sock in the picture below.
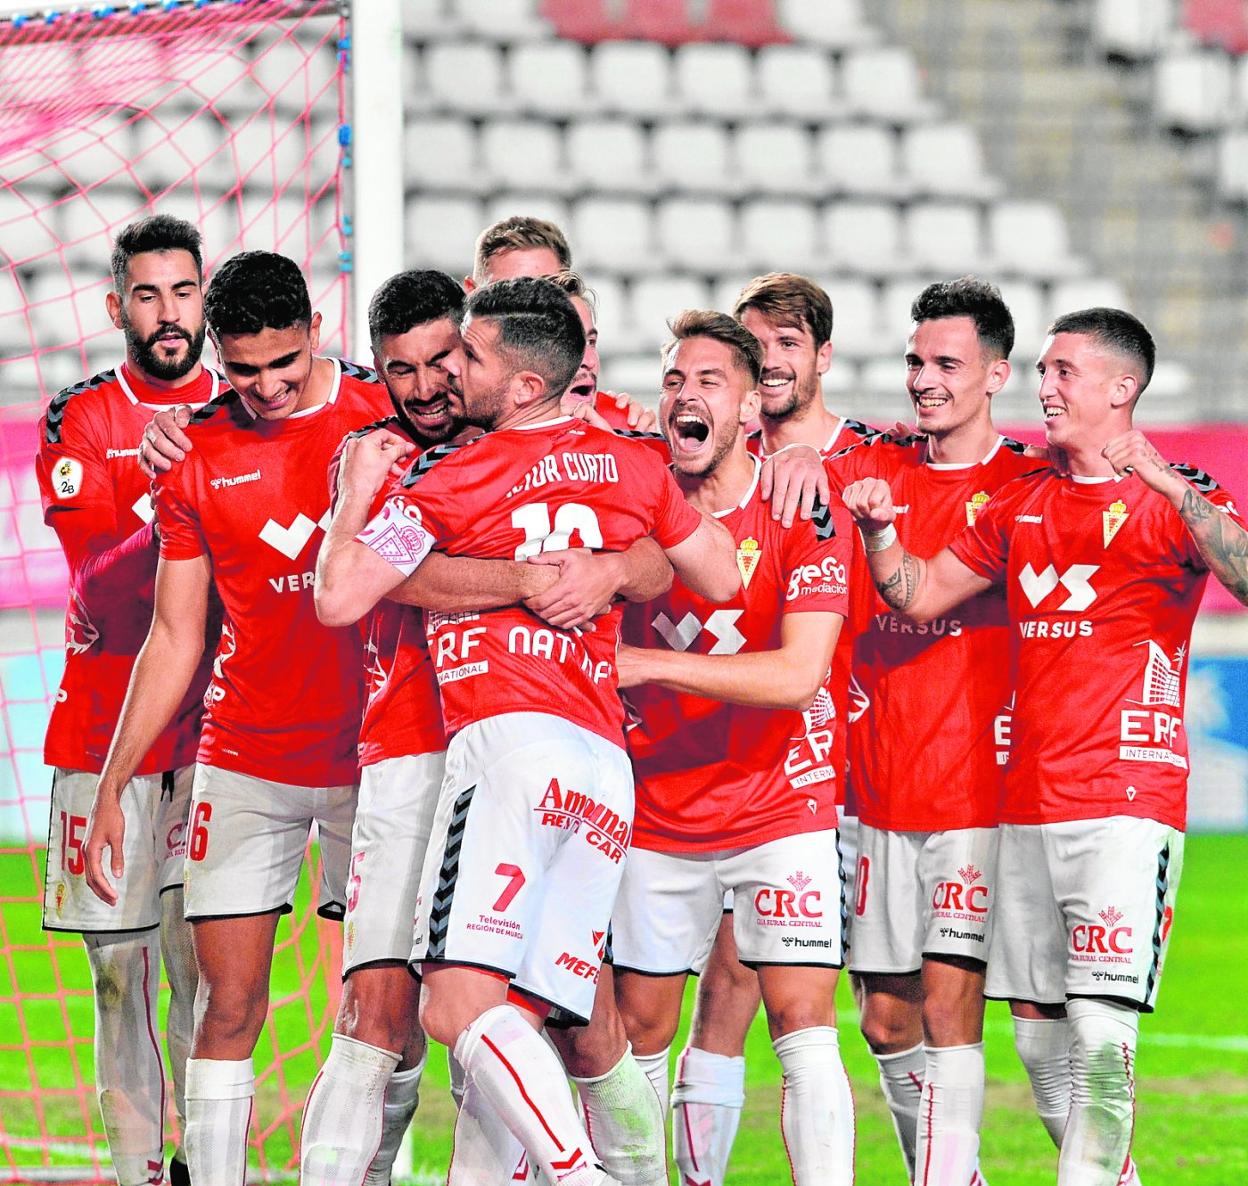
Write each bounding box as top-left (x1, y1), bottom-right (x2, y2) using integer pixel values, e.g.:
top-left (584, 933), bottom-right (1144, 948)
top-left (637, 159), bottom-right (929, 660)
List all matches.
top-left (184, 1057), bottom-right (254, 1186)
top-left (671, 1046), bottom-right (745, 1186)
top-left (300, 1034), bottom-right (400, 1186)
top-left (84, 931), bottom-right (165, 1186)
top-left (448, 1048), bottom-right (467, 1109)
top-left (454, 1005), bottom-right (604, 1185)
top-left (160, 887), bottom-right (198, 1148)
top-left (632, 1048), bottom-right (671, 1118)
top-left (772, 1027), bottom-right (854, 1186)
top-left (363, 1052), bottom-right (426, 1186)
top-left (1013, 1016), bottom-right (1071, 1147)
top-left (914, 1044), bottom-right (984, 1186)
top-left (1059, 1000), bottom-right (1139, 1186)
top-left (874, 1042), bottom-right (925, 1179)
top-left (571, 1044), bottom-right (667, 1186)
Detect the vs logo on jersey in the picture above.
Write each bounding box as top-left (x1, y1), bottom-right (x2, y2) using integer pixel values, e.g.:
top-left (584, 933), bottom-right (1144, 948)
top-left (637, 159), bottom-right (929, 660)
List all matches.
top-left (52, 457), bottom-right (83, 500)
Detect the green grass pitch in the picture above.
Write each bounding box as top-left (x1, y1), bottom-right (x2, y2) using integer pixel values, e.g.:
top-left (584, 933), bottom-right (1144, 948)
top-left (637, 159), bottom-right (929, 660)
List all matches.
top-left (2, 835), bottom-right (1245, 1184)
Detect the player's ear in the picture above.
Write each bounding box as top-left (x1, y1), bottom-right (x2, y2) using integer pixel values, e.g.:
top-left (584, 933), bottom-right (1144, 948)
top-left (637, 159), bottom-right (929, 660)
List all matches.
top-left (462, 275), bottom-right (476, 293)
top-left (1109, 372), bottom-right (1139, 409)
top-left (308, 311), bottom-right (322, 353)
top-left (741, 386), bottom-right (761, 426)
top-left (986, 357), bottom-right (1010, 397)
top-left (512, 369), bottom-right (546, 407)
top-left (816, 339), bottom-right (833, 377)
top-left (105, 288), bottom-right (122, 330)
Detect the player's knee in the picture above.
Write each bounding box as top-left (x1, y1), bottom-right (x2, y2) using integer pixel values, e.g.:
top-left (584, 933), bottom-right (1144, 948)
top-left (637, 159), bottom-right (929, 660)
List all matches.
top-left (550, 1008), bottom-right (627, 1077)
top-left (859, 1003), bottom-right (917, 1055)
top-left (762, 996), bottom-right (832, 1040)
top-left (417, 988), bottom-right (468, 1050)
top-left (195, 977), bottom-right (268, 1047)
top-left (616, 999), bottom-right (680, 1056)
top-left (919, 986), bottom-right (982, 1046)
top-left (337, 968), bottom-right (419, 1052)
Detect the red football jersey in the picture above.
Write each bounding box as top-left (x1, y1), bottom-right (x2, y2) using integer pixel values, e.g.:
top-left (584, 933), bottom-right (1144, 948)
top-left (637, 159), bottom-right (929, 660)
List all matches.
top-left (36, 363), bottom-right (221, 774)
top-left (830, 434), bottom-right (1039, 831)
top-left (746, 417), bottom-right (875, 799)
top-left (358, 416), bottom-right (703, 748)
top-left (623, 462), bottom-right (852, 854)
top-left (155, 359), bottom-right (391, 787)
top-left (592, 391), bottom-right (635, 430)
top-left (949, 465), bottom-right (1244, 830)
top-left (330, 416), bottom-right (449, 768)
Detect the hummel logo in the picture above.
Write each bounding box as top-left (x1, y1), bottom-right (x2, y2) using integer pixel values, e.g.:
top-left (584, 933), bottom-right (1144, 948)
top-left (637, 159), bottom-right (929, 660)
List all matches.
top-left (1015, 514), bottom-right (1043, 523)
top-left (653, 609), bottom-right (745, 655)
top-left (259, 508), bottom-right (332, 560)
top-left (1019, 563), bottom-right (1098, 611)
top-left (211, 469), bottom-right (261, 490)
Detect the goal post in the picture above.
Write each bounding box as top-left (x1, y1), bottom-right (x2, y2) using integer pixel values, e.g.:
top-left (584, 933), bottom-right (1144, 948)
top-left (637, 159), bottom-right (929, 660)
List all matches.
top-left (0, 1), bottom-right (405, 1179)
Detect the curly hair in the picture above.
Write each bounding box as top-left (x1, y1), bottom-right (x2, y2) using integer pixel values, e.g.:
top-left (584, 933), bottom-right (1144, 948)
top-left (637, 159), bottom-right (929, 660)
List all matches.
top-left (203, 250), bottom-right (311, 337)
top-left (368, 269), bottom-right (464, 350)
top-left (464, 276), bottom-right (584, 399)
top-left (110, 214), bottom-right (203, 293)
top-left (910, 276), bottom-right (1015, 360)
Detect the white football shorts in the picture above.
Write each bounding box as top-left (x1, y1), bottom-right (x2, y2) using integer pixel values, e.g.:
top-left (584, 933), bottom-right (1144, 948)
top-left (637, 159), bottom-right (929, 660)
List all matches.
top-left (343, 751), bottom-right (445, 975)
top-left (410, 712), bottom-right (634, 1024)
top-left (849, 824), bottom-right (999, 975)
top-left (43, 766), bottom-right (193, 933)
top-left (985, 816), bottom-right (1184, 1012)
top-left (611, 829), bottom-right (847, 975)
top-left (181, 763), bottom-right (355, 921)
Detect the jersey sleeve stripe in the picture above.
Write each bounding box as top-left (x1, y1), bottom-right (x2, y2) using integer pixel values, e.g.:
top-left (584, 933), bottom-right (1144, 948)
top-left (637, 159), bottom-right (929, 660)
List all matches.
top-left (810, 498), bottom-right (837, 541)
top-left (1170, 461), bottom-right (1221, 493)
top-left (43, 370), bottom-right (116, 444)
top-left (399, 438), bottom-right (472, 488)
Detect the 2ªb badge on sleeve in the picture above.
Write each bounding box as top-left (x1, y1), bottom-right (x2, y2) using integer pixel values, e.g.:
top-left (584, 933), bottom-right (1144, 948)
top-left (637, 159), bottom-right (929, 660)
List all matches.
top-left (52, 457), bottom-right (83, 500)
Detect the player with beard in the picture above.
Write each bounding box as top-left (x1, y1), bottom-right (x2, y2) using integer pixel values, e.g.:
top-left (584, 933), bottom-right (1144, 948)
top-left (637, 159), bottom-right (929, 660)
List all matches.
top-left (316, 278), bottom-right (737, 1186)
top-left (82, 251), bottom-right (395, 1186)
top-left (842, 307), bottom-right (1248, 1186)
top-left (611, 311), bottom-right (855, 1186)
top-left (658, 274), bottom-right (870, 1186)
top-left (37, 214), bottom-right (218, 1186)
top-left (302, 270), bottom-right (674, 1186)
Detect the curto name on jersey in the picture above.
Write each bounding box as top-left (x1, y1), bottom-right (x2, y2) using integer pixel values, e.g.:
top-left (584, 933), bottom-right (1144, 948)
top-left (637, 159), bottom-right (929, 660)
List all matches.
top-left (507, 452), bottom-right (620, 498)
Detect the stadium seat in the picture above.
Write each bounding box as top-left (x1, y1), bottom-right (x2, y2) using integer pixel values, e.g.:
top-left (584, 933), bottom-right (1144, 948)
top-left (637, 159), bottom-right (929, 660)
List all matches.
top-left (904, 201), bottom-right (986, 273)
top-left (704, 0), bottom-right (789, 48)
top-left (816, 123), bottom-right (906, 198)
top-left (652, 120), bottom-right (734, 195)
top-left (710, 273), bottom-right (758, 316)
top-left (902, 121), bottom-right (1002, 200)
top-left (483, 192), bottom-right (571, 234)
top-left (880, 276), bottom-right (940, 338)
top-left (1234, 55), bottom-right (1248, 117)
top-left (735, 121), bottom-right (818, 196)
top-left (400, 0), bottom-right (463, 42)
top-left (0, 268), bottom-right (31, 358)
top-left (590, 41), bottom-right (674, 120)
top-left (56, 189), bottom-right (139, 268)
top-left (1049, 276), bottom-right (1130, 317)
top-left (842, 47), bottom-right (938, 124)
top-left (824, 201), bottom-right (905, 275)
top-left (774, 0), bottom-right (879, 50)
top-left (655, 197), bottom-right (739, 273)
top-left (630, 274), bottom-right (713, 352)
top-left (406, 194), bottom-right (483, 272)
top-left (673, 43), bottom-right (757, 120)
top-left (1154, 48), bottom-right (1234, 133)
top-left (480, 120), bottom-right (569, 194)
top-left (454, 0), bottom-right (551, 41)
top-left (604, 353), bottom-right (664, 404)
top-left (25, 270), bottom-right (114, 345)
top-left (989, 201), bottom-right (1086, 279)
top-left (1216, 127), bottom-right (1248, 202)
top-left (755, 44), bottom-right (840, 120)
top-left (229, 116), bottom-right (326, 194)
top-left (404, 117), bottom-right (479, 192)
top-left (573, 197), bottom-right (655, 273)
top-left (509, 40), bottom-right (593, 119)
top-left (586, 274), bottom-right (631, 352)
top-left (566, 118), bottom-right (652, 195)
top-left (248, 37), bottom-right (318, 111)
top-left (131, 112), bottom-right (236, 194)
top-left (739, 198), bottom-right (822, 271)
top-left (42, 120), bottom-right (134, 193)
top-left (822, 277), bottom-right (886, 359)
top-left (859, 354), bottom-right (906, 400)
top-left (540, 0), bottom-right (625, 43)
top-left (1093, 0), bottom-right (1170, 59)
top-left (996, 279), bottom-right (1048, 362)
top-left (421, 41), bottom-right (507, 116)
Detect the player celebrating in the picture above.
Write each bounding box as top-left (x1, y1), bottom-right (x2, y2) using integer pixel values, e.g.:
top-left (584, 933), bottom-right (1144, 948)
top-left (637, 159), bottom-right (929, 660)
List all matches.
top-left (843, 307), bottom-right (1248, 1186)
top-left (315, 277), bottom-right (737, 1186)
top-left (663, 273), bottom-right (871, 1186)
top-left (37, 213), bottom-right (215, 1186)
top-left (82, 251), bottom-right (393, 1186)
top-left (835, 279), bottom-right (1037, 1186)
top-left (610, 310), bottom-right (855, 1186)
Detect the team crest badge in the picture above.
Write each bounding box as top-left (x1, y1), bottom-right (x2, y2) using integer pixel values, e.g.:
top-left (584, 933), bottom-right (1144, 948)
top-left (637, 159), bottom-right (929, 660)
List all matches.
top-left (54, 881), bottom-right (66, 917)
top-left (1103, 499), bottom-right (1129, 547)
top-left (736, 537), bottom-right (760, 587)
top-left (965, 490), bottom-right (989, 526)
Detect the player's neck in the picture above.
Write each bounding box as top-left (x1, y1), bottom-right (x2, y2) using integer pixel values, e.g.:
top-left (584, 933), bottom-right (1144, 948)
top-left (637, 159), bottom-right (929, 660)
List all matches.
top-left (924, 416), bottom-right (999, 466)
top-left (492, 397), bottom-right (565, 433)
top-left (758, 395), bottom-right (839, 453)
top-left (123, 356), bottom-right (205, 395)
top-left (1062, 438), bottom-right (1120, 479)
top-left (681, 442), bottom-right (757, 515)
top-left (291, 355), bottom-right (336, 415)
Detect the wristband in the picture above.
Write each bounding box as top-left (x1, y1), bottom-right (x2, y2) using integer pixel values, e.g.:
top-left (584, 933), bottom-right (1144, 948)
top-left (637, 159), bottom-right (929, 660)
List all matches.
top-left (860, 523), bottom-right (898, 552)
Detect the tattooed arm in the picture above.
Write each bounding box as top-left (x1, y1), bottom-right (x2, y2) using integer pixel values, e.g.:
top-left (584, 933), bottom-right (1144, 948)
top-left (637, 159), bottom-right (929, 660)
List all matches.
top-left (841, 477), bottom-right (993, 621)
top-left (1102, 431), bottom-right (1248, 606)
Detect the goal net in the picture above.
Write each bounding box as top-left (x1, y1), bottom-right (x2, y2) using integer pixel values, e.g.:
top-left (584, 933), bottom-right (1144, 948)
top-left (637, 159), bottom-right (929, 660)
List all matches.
top-left (0, 1), bottom-right (357, 1178)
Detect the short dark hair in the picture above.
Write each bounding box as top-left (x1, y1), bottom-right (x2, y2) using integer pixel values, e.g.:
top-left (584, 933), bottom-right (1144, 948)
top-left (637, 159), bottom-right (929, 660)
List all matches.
top-left (368, 269), bottom-right (464, 351)
top-left (110, 214), bottom-right (203, 293)
top-left (464, 276), bottom-right (585, 399)
top-left (665, 309), bottom-right (764, 386)
top-left (910, 276), bottom-right (1015, 360)
top-left (733, 272), bottom-right (833, 347)
top-left (203, 250), bottom-right (311, 337)
top-left (473, 215), bottom-right (572, 279)
top-left (1047, 306), bottom-right (1155, 392)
